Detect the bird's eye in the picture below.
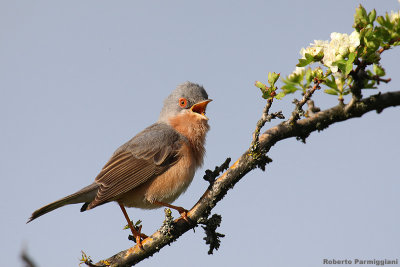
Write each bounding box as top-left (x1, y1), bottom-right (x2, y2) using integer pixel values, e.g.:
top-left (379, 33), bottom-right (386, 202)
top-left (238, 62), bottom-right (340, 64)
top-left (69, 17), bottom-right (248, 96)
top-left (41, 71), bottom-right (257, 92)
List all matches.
top-left (179, 97), bottom-right (187, 108)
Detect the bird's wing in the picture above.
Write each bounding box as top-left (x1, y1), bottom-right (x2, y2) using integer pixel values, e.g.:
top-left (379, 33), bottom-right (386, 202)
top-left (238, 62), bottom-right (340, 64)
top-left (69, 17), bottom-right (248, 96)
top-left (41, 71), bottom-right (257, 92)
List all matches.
top-left (87, 123), bottom-right (184, 209)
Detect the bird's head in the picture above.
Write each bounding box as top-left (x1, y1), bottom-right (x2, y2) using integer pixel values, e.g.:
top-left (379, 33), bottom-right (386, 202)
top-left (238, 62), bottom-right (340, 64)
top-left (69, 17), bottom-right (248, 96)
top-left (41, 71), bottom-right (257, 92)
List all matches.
top-left (158, 81), bottom-right (212, 123)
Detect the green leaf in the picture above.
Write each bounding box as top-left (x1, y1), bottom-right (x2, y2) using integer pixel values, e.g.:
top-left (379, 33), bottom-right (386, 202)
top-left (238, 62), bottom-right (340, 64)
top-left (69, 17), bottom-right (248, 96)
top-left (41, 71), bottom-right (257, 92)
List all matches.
top-left (296, 53), bottom-right (314, 67)
top-left (353, 4), bottom-right (369, 29)
top-left (268, 72), bottom-right (280, 86)
top-left (255, 81), bottom-right (273, 99)
top-left (282, 84), bottom-right (299, 94)
top-left (345, 63), bottom-right (353, 75)
top-left (324, 76), bottom-right (338, 89)
top-left (305, 68), bottom-right (313, 85)
top-left (368, 9), bottom-right (376, 24)
top-left (373, 64), bottom-right (385, 76)
top-left (254, 81), bottom-right (268, 90)
top-left (286, 73), bottom-right (303, 84)
top-left (343, 89), bottom-right (351, 95)
top-left (275, 91), bottom-right (285, 100)
top-left (364, 82), bottom-right (377, 89)
top-left (297, 58), bottom-right (311, 67)
top-left (365, 39), bottom-right (380, 50)
top-left (305, 53), bottom-right (314, 60)
top-left (348, 52), bottom-right (356, 63)
top-left (331, 53), bottom-right (356, 76)
top-left (365, 51), bottom-right (381, 63)
top-left (385, 13), bottom-right (394, 30)
top-left (332, 61), bottom-right (347, 74)
top-left (337, 52), bottom-right (357, 76)
top-left (324, 89), bottom-right (339, 95)
top-left (376, 16), bottom-right (385, 26)
top-left (375, 27), bottom-right (391, 43)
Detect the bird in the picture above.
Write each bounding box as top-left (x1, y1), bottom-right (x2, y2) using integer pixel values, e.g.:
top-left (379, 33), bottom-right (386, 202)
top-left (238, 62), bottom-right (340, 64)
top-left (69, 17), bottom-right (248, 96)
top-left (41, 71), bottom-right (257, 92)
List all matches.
top-left (27, 81), bottom-right (212, 247)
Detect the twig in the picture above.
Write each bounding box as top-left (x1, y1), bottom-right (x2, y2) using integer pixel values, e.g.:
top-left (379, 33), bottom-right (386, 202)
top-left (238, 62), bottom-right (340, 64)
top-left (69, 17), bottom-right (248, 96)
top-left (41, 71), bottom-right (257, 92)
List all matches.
top-left (288, 78), bottom-right (322, 124)
top-left (370, 75), bottom-right (391, 85)
top-left (251, 98), bottom-right (273, 152)
top-left (203, 158), bottom-right (231, 185)
top-left (377, 37), bottom-right (400, 54)
top-left (250, 98), bottom-right (284, 155)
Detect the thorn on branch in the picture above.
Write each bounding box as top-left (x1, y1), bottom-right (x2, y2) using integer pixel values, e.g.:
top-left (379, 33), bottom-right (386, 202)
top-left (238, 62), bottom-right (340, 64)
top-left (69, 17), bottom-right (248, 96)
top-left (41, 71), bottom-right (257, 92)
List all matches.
top-left (200, 214), bottom-right (225, 255)
top-left (203, 158), bottom-right (231, 185)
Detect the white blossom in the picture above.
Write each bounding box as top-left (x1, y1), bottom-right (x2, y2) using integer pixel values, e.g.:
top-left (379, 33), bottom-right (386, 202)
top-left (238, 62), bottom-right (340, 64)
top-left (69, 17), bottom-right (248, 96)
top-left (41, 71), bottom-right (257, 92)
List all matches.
top-left (300, 40), bottom-right (327, 58)
top-left (389, 10), bottom-right (400, 23)
top-left (288, 67), bottom-right (305, 79)
top-left (299, 31), bottom-right (360, 74)
top-left (349, 31), bottom-right (361, 52)
top-left (293, 66), bottom-right (305, 75)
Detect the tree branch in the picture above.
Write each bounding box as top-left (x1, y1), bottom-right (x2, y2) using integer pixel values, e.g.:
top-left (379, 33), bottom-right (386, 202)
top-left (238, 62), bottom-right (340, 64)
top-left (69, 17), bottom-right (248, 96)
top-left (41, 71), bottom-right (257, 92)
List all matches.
top-left (92, 90), bottom-right (400, 267)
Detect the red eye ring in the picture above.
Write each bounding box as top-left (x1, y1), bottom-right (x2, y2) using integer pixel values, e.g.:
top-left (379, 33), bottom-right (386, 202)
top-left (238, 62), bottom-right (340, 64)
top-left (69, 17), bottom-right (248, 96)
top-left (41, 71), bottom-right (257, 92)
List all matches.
top-left (179, 97), bottom-right (187, 108)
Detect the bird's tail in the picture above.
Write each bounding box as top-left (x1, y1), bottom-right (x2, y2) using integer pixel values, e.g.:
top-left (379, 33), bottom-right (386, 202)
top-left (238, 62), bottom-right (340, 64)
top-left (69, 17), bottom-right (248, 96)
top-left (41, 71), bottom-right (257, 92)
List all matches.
top-left (27, 183), bottom-right (99, 223)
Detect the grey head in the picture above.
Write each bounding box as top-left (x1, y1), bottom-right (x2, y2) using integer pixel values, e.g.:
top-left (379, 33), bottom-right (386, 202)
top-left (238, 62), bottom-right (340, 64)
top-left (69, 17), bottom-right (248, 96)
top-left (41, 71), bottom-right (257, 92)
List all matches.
top-left (158, 81), bottom-right (211, 123)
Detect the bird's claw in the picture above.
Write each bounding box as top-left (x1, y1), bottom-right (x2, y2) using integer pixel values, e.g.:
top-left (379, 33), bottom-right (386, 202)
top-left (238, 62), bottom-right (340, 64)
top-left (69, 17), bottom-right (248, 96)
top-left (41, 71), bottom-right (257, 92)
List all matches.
top-left (128, 225), bottom-right (148, 250)
top-left (178, 208), bottom-right (193, 224)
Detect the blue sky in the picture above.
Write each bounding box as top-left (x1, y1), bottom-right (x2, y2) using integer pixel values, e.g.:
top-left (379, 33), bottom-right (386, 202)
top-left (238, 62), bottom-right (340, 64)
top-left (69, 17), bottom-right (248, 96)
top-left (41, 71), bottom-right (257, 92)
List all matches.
top-left (1, 1), bottom-right (399, 266)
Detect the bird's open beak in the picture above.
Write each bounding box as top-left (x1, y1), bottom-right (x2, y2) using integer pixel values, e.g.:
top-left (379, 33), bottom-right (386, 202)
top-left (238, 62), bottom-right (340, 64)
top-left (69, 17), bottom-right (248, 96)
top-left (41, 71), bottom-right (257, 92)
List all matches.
top-left (191, 99), bottom-right (212, 120)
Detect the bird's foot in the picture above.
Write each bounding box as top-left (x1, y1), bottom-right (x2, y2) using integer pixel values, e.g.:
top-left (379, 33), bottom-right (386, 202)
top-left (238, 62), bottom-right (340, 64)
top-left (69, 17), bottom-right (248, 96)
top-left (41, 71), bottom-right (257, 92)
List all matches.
top-left (128, 225), bottom-right (148, 249)
top-left (176, 207), bottom-right (193, 224)
top-left (154, 201), bottom-right (193, 224)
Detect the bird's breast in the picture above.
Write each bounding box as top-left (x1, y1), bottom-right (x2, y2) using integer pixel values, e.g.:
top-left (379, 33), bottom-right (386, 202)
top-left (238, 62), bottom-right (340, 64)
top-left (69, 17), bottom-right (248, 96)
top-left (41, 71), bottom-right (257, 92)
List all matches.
top-left (144, 143), bottom-right (197, 204)
top-left (168, 111), bottom-right (209, 166)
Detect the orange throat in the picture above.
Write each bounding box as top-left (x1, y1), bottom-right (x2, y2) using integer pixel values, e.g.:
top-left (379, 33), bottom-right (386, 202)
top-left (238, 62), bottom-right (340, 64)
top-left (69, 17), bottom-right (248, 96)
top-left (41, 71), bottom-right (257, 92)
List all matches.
top-left (168, 112), bottom-right (210, 166)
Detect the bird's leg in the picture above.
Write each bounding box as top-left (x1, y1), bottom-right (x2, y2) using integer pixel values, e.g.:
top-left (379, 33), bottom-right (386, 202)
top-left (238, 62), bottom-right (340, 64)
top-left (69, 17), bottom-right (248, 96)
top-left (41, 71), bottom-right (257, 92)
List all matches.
top-left (118, 203), bottom-right (147, 249)
top-left (153, 201), bottom-right (191, 224)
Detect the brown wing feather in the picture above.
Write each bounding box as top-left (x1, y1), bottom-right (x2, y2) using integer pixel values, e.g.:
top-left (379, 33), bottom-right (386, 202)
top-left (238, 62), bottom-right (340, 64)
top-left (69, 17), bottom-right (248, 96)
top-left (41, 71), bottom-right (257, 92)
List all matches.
top-left (87, 149), bottom-right (180, 209)
top-left (85, 122), bottom-right (185, 210)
